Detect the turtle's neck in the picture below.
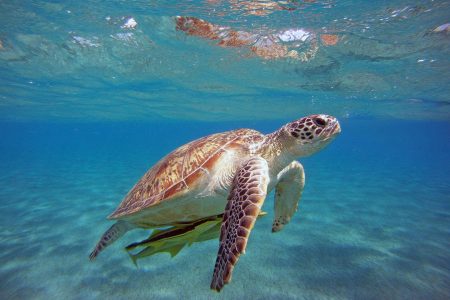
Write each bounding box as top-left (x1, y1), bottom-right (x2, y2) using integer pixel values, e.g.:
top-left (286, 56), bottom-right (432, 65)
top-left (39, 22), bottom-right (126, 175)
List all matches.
top-left (260, 129), bottom-right (296, 178)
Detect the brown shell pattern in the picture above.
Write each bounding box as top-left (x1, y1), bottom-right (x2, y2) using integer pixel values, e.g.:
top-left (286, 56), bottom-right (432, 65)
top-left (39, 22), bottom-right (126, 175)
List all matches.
top-left (109, 128), bottom-right (264, 219)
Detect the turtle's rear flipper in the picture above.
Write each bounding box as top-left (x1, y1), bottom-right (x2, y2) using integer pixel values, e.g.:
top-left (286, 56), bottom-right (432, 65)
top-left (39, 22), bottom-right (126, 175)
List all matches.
top-left (90, 220), bottom-right (133, 260)
top-left (126, 212), bottom-right (267, 266)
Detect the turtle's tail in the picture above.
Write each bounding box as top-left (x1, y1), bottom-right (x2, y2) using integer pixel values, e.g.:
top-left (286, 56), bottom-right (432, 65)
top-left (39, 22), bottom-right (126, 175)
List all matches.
top-left (89, 220), bottom-right (133, 261)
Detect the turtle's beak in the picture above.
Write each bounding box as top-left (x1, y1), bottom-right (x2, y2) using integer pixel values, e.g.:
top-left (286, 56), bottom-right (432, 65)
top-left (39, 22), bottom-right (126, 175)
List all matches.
top-left (322, 116), bottom-right (341, 139)
top-left (332, 121), bottom-right (341, 135)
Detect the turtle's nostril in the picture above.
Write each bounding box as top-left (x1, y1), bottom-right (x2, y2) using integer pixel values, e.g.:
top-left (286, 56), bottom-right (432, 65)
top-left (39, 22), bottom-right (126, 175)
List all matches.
top-left (313, 117), bottom-right (326, 127)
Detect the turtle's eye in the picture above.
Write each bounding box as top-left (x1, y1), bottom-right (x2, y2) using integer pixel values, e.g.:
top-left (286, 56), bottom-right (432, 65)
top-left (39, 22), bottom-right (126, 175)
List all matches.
top-left (313, 117), bottom-right (326, 127)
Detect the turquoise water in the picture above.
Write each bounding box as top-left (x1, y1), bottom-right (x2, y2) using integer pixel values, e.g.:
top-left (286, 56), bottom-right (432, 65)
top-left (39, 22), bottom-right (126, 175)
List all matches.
top-left (1, 1), bottom-right (449, 299)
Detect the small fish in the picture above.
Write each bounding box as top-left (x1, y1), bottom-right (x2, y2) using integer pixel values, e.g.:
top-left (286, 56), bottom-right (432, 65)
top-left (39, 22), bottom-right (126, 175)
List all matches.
top-left (72, 36), bottom-right (100, 47)
top-left (423, 23), bottom-right (449, 37)
top-left (125, 212), bottom-right (267, 266)
top-left (432, 23), bottom-right (450, 33)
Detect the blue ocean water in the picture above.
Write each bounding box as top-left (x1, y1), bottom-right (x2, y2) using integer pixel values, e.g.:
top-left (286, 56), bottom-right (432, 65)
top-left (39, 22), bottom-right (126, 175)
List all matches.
top-left (1, 1), bottom-right (449, 299)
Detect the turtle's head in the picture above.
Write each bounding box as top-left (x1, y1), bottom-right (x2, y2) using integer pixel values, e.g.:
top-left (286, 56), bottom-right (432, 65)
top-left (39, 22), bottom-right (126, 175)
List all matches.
top-left (282, 114), bottom-right (341, 157)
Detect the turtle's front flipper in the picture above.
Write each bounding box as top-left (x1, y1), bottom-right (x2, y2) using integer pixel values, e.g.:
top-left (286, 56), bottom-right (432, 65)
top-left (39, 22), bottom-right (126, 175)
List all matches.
top-left (272, 160), bottom-right (305, 232)
top-left (211, 157), bottom-right (269, 292)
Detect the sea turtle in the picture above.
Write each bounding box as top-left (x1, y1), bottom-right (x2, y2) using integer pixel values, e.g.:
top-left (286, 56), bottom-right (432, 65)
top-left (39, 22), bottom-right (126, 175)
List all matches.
top-left (89, 114), bottom-right (341, 291)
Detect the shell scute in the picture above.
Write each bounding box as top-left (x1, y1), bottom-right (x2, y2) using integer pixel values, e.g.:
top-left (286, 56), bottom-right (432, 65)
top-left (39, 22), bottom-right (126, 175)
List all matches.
top-left (108, 129), bottom-right (262, 219)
